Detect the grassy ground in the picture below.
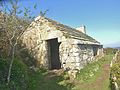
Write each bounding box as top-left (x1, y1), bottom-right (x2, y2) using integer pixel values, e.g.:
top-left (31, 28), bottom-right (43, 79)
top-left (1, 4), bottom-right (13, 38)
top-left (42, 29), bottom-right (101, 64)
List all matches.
top-left (0, 58), bottom-right (72, 90)
top-left (27, 69), bottom-right (72, 90)
top-left (110, 51), bottom-right (120, 89)
top-left (0, 53), bottom-right (115, 90)
top-left (72, 54), bottom-right (114, 90)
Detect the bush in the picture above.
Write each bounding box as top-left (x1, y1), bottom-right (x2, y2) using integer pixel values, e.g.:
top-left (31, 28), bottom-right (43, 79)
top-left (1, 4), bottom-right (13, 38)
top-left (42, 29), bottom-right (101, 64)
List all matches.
top-left (0, 57), bottom-right (49, 90)
top-left (111, 63), bottom-right (120, 86)
top-left (10, 58), bottom-right (29, 90)
top-left (116, 51), bottom-right (120, 63)
top-left (0, 58), bottom-right (9, 83)
top-left (0, 58), bottom-right (29, 90)
top-left (104, 48), bottom-right (117, 55)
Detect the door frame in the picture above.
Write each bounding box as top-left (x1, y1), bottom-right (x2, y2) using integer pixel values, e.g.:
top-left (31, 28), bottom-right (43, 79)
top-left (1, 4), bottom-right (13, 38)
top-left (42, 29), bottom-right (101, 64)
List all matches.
top-left (46, 38), bottom-right (61, 70)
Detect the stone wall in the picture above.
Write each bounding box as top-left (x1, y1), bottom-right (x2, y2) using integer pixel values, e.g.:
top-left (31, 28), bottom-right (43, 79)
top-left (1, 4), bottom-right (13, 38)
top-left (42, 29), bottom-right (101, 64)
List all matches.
top-left (22, 35), bottom-right (48, 68)
top-left (21, 16), bottom-right (103, 70)
top-left (59, 39), bottom-right (95, 70)
top-left (21, 17), bottom-right (49, 68)
top-left (21, 16), bottom-right (65, 68)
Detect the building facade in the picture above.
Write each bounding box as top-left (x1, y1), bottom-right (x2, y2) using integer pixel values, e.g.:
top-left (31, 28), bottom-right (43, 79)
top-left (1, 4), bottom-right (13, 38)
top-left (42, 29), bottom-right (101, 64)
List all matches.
top-left (21, 16), bottom-right (103, 70)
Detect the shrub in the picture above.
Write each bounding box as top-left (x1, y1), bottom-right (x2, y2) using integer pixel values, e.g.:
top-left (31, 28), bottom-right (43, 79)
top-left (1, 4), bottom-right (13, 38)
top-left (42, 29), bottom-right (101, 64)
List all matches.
top-left (111, 63), bottom-right (120, 86)
top-left (0, 57), bottom-right (28, 90)
top-left (104, 48), bottom-right (117, 55)
top-left (0, 58), bottom-right (9, 83)
top-left (10, 58), bottom-right (29, 90)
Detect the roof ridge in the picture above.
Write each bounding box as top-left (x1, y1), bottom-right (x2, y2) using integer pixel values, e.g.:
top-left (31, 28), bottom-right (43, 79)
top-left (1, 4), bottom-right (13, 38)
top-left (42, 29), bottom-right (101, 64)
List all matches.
top-left (34, 16), bottom-right (100, 44)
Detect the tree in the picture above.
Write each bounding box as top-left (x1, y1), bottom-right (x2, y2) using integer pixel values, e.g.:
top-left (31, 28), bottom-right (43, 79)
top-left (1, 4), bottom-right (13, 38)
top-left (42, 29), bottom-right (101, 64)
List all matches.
top-left (0, 0), bottom-right (34, 84)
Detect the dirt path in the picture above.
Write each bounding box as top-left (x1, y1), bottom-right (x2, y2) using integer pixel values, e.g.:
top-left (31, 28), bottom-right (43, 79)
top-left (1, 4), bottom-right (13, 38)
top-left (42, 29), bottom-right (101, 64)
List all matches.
top-left (44, 63), bottom-right (111, 90)
top-left (74, 63), bottom-right (111, 90)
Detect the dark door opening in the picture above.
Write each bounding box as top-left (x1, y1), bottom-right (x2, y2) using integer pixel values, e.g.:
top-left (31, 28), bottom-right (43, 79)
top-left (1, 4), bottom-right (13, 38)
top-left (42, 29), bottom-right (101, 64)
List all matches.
top-left (47, 38), bottom-right (61, 70)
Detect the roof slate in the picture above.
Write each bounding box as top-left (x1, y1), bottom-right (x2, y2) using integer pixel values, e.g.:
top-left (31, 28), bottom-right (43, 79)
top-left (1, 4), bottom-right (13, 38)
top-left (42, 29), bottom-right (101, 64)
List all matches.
top-left (45, 17), bottom-right (99, 43)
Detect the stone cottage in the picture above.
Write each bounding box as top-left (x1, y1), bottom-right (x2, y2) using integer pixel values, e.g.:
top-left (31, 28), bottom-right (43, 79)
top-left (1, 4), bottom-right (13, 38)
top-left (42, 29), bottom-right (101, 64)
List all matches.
top-left (21, 16), bottom-right (103, 70)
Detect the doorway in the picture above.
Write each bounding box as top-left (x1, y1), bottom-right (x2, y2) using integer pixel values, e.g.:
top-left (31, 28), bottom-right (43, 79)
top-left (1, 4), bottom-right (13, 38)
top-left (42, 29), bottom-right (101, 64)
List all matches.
top-left (47, 38), bottom-right (61, 69)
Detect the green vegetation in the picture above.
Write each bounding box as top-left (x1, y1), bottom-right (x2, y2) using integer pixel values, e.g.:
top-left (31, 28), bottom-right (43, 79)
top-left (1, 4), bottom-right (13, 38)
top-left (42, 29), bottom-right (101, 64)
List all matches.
top-left (77, 54), bottom-right (113, 82)
top-left (0, 58), bottom-right (28, 90)
top-left (111, 63), bottom-right (120, 85)
top-left (0, 57), bottom-right (73, 90)
top-left (110, 51), bottom-right (120, 89)
top-left (73, 48), bottom-right (117, 90)
top-left (0, 0), bottom-right (119, 90)
top-left (0, 54), bottom-right (114, 90)
top-left (0, 47), bottom-right (117, 90)
top-left (73, 54), bottom-right (114, 90)
top-left (104, 48), bottom-right (118, 55)
top-left (0, 1), bottom-right (73, 89)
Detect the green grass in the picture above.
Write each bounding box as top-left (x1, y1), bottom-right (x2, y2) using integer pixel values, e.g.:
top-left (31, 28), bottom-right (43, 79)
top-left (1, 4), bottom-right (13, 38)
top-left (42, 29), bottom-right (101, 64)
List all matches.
top-left (76, 62), bottom-right (101, 83)
top-left (0, 57), bottom-right (72, 90)
top-left (76, 54), bottom-right (113, 83)
top-left (111, 63), bottom-right (120, 87)
top-left (27, 70), bottom-right (71, 90)
top-left (0, 49), bottom-right (115, 90)
top-left (110, 51), bottom-right (120, 89)
top-left (102, 78), bottom-right (111, 90)
top-left (73, 54), bottom-right (114, 90)
top-left (0, 54), bottom-right (113, 90)
top-left (0, 57), bottom-right (29, 90)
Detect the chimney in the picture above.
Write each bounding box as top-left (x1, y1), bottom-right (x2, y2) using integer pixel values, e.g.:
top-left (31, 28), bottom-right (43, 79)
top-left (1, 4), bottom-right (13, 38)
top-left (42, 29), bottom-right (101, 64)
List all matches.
top-left (76, 25), bottom-right (86, 34)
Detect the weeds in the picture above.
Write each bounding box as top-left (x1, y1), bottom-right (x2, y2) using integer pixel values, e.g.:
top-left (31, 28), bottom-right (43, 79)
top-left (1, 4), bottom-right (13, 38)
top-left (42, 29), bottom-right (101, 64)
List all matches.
top-left (76, 54), bottom-right (113, 83)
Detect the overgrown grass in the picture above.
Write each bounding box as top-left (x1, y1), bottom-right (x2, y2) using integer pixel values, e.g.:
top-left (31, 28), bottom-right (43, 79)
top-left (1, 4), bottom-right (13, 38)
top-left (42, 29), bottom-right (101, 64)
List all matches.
top-left (27, 69), bottom-right (71, 90)
top-left (111, 63), bottom-right (120, 86)
top-left (72, 54), bottom-right (114, 90)
top-left (0, 57), bottom-right (29, 90)
top-left (76, 54), bottom-right (113, 83)
top-left (0, 48), bottom-right (116, 90)
top-left (110, 51), bottom-right (120, 88)
top-left (0, 57), bottom-right (72, 90)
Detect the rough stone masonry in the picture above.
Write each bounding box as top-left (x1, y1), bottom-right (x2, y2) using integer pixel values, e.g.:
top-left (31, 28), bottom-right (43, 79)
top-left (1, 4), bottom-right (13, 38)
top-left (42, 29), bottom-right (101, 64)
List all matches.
top-left (21, 16), bottom-right (103, 72)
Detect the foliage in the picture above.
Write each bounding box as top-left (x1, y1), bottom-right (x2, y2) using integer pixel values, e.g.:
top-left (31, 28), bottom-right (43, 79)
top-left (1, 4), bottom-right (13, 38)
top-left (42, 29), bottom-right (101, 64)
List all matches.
top-left (116, 51), bottom-right (120, 63)
top-left (0, 29), bottom-right (9, 57)
top-left (73, 53), bottom-right (114, 90)
top-left (28, 72), bottom-right (71, 90)
top-left (0, 57), bottom-right (73, 90)
top-left (0, 0), bottom-right (72, 90)
top-left (76, 54), bottom-right (113, 82)
top-left (0, 58), bottom-right (9, 84)
top-left (0, 0), bottom-right (34, 84)
top-left (104, 48), bottom-right (118, 55)
top-left (110, 51), bottom-right (120, 88)
top-left (0, 57), bottom-right (28, 90)
top-left (111, 63), bottom-right (120, 86)
top-left (0, 12), bottom-right (30, 57)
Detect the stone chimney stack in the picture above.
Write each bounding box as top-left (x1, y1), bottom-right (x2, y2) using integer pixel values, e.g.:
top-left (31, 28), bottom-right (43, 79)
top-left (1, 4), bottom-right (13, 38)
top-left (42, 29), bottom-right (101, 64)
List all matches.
top-left (76, 25), bottom-right (86, 34)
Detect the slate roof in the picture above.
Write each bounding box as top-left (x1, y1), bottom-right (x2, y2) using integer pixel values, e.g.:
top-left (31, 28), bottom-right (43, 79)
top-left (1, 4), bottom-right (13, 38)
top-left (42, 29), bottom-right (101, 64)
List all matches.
top-left (45, 17), bottom-right (99, 44)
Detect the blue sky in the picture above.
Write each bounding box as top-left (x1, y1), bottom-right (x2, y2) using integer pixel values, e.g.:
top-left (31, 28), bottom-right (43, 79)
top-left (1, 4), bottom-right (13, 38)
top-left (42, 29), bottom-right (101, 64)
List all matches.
top-left (5, 0), bottom-right (120, 47)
